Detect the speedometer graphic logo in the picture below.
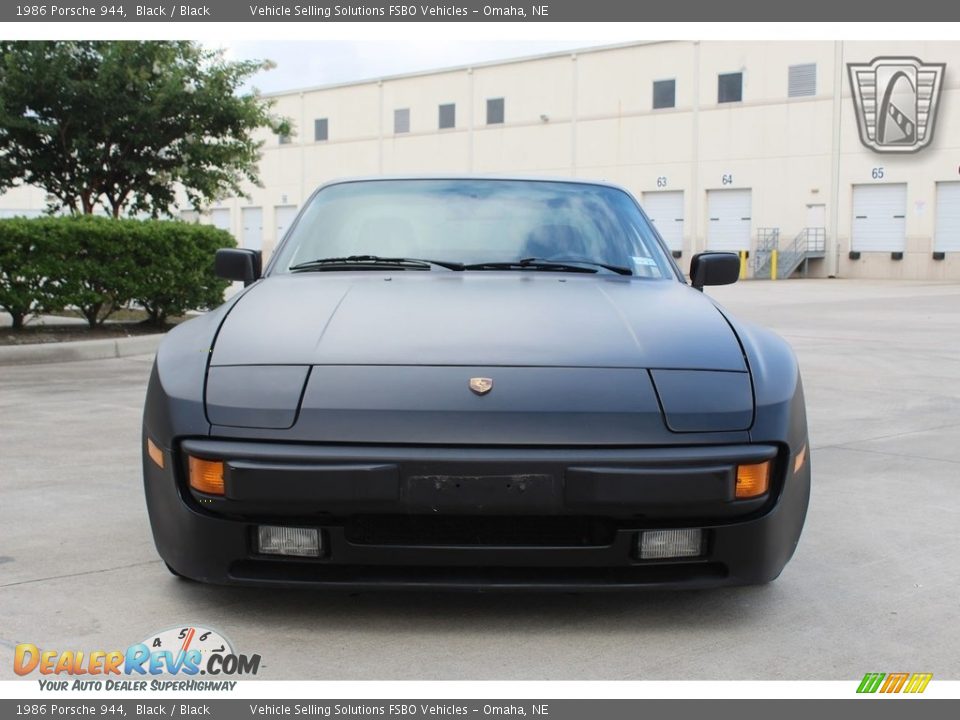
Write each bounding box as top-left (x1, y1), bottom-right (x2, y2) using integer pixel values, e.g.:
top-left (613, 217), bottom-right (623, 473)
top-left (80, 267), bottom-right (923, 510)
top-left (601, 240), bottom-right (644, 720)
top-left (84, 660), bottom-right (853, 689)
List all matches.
top-left (140, 625), bottom-right (235, 675)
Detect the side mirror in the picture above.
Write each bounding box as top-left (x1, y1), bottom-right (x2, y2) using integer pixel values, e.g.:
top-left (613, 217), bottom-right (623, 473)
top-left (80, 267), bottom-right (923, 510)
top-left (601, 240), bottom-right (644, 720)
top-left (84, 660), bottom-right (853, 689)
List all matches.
top-left (215, 248), bottom-right (262, 286)
top-left (689, 252), bottom-right (740, 291)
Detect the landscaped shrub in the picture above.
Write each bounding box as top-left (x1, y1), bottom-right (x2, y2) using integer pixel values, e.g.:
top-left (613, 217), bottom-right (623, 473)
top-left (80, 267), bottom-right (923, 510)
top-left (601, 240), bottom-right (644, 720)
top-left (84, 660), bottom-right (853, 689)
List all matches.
top-left (0, 217), bottom-right (65, 329)
top-left (47, 216), bottom-right (142, 327)
top-left (0, 215), bottom-right (235, 329)
top-left (130, 220), bottom-right (235, 326)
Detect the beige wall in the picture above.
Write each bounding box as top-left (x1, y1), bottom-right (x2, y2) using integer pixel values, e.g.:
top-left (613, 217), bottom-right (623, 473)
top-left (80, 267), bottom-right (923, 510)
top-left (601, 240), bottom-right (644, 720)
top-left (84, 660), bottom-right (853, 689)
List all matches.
top-left (0, 184), bottom-right (49, 218)
top-left (834, 42), bottom-right (960, 280)
top-left (3, 40), bottom-right (960, 280)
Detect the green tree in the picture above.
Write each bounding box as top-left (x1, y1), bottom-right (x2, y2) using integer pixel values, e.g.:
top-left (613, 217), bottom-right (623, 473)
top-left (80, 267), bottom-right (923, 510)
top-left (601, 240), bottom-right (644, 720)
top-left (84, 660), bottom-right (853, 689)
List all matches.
top-left (0, 41), bottom-right (291, 217)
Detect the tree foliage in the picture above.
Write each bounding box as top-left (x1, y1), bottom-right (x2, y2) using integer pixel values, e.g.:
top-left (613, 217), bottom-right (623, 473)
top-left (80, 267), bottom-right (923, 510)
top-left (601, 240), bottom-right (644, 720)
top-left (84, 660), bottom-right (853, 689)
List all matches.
top-left (0, 41), bottom-right (291, 217)
top-left (0, 216), bottom-right (234, 328)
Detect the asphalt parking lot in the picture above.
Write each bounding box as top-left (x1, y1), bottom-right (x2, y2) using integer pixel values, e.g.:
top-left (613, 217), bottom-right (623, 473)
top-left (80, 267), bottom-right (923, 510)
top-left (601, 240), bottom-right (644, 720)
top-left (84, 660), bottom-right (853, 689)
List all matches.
top-left (2, 278), bottom-right (959, 681)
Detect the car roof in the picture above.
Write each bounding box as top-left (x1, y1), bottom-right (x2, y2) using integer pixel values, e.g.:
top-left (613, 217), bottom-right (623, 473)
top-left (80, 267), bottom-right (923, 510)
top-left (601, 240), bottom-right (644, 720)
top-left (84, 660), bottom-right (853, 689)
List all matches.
top-left (314, 175), bottom-right (633, 194)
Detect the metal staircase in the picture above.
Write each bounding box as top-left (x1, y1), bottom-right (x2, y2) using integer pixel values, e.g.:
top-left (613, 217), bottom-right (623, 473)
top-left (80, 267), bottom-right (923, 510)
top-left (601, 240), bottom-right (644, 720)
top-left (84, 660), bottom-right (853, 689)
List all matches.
top-left (751, 228), bottom-right (780, 279)
top-left (751, 227), bottom-right (826, 279)
top-left (778, 228), bottom-right (826, 278)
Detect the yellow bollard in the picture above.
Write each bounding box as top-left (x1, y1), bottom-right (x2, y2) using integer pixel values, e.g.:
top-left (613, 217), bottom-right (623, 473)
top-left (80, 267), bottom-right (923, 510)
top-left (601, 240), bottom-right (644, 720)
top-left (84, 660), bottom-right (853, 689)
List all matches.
top-left (771, 250), bottom-right (778, 281)
top-left (739, 251), bottom-right (747, 279)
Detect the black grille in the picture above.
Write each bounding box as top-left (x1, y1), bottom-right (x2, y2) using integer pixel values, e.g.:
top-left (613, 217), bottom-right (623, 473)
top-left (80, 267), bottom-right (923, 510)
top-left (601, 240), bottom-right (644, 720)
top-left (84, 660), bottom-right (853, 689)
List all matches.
top-left (343, 515), bottom-right (618, 547)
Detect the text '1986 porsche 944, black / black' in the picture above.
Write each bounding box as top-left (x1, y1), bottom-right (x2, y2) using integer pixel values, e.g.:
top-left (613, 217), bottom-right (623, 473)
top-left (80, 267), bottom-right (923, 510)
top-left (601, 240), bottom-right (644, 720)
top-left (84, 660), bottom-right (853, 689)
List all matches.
top-left (142, 177), bottom-right (810, 590)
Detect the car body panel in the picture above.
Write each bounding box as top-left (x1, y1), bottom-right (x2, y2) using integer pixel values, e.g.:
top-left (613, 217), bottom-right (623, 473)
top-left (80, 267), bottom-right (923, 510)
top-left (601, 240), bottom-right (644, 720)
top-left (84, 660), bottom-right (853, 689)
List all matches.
top-left (206, 365), bottom-right (310, 429)
top-left (650, 369), bottom-right (754, 432)
top-left (142, 176), bottom-right (810, 590)
top-left (209, 274), bottom-right (747, 371)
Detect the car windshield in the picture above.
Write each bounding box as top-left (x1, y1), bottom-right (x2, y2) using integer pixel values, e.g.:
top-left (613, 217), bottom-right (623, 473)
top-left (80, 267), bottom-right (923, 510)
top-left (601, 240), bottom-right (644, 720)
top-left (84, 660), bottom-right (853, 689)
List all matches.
top-left (270, 179), bottom-right (676, 279)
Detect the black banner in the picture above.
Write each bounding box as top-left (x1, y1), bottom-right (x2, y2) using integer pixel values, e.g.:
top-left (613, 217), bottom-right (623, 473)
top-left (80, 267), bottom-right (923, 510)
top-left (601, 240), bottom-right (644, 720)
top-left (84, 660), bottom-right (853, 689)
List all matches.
top-left (0, 700), bottom-right (959, 720)
top-left (3, 0), bottom-right (960, 23)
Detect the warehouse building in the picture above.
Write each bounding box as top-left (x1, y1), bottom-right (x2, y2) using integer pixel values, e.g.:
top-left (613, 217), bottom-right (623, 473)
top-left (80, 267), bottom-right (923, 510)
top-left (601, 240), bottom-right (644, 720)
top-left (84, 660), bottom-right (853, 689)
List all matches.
top-left (2, 40), bottom-right (959, 280)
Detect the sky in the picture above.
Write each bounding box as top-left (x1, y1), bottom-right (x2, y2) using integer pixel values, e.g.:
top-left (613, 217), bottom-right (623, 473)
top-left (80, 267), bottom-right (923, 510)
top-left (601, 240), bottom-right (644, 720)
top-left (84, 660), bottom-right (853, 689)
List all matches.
top-left (214, 40), bottom-right (593, 94)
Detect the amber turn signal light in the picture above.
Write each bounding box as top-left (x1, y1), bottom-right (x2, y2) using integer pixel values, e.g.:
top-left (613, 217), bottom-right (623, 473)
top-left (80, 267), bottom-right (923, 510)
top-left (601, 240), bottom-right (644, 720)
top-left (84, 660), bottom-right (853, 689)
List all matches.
top-left (146, 438), bottom-right (164, 469)
top-left (188, 456), bottom-right (225, 496)
top-left (794, 444), bottom-right (808, 474)
top-left (736, 460), bottom-right (771, 499)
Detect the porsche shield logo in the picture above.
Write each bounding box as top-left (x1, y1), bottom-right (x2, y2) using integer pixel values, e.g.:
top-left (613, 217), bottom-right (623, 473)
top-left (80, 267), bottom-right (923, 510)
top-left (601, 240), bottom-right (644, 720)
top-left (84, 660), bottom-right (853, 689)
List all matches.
top-left (848, 57), bottom-right (945, 153)
top-left (469, 377), bottom-right (493, 395)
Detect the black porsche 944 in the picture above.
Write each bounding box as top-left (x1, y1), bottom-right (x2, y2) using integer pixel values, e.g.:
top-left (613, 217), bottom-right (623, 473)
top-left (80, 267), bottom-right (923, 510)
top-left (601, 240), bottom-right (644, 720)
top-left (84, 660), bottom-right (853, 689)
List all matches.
top-left (142, 177), bottom-right (810, 590)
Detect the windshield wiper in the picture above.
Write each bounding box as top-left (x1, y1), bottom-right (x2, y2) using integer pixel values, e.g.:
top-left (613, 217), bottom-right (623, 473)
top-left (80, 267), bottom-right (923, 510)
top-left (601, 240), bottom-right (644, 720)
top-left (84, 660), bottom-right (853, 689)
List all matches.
top-left (463, 257), bottom-right (632, 276)
top-left (289, 255), bottom-right (465, 272)
top-left (523, 257), bottom-right (633, 276)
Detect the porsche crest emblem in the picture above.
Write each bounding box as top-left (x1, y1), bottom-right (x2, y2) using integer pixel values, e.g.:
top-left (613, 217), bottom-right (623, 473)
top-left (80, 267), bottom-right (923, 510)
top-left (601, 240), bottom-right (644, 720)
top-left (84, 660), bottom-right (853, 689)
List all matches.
top-left (469, 377), bottom-right (493, 395)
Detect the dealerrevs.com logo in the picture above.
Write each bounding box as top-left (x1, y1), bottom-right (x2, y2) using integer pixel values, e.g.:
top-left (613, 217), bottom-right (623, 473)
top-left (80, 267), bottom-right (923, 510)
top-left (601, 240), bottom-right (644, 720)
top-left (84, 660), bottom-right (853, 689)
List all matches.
top-left (14, 625), bottom-right (260, 691)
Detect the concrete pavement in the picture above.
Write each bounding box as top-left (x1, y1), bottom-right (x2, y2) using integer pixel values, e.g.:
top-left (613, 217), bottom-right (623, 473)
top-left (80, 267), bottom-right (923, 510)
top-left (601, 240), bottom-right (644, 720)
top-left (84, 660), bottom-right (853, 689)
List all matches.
top-left (1, 312), bottom-right (164, 365)
top-left (1, 279), bottom-right (958, 680)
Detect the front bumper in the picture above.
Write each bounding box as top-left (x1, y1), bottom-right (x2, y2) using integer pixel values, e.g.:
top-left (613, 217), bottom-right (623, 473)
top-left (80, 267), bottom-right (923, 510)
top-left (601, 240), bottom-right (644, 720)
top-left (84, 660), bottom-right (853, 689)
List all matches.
top-left (143, 439), bottom-right (810, 590)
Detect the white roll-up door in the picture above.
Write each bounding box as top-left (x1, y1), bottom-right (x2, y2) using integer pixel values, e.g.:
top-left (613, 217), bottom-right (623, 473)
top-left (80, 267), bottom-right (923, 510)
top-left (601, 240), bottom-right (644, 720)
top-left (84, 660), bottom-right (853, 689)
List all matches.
top-left (707, 189), bottom-right (752, 251)
top-left (274, 205), bottom-right (299, 245)
top-left (934, 182), bottom-right (960, 252)
top-left (852, 184), bottom-right (906, 252)
top-left (209, 208), bottom-right (231, 234)
top-left (641, 191), bottom-right (684, 252)
top-left (241, 207), bottom-right (263, 252)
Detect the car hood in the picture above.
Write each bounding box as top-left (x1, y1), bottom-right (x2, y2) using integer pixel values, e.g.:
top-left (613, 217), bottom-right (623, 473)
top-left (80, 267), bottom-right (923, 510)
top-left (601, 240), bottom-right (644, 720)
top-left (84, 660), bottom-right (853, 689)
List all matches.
top-left (210, 273), bottom-right (746, 371)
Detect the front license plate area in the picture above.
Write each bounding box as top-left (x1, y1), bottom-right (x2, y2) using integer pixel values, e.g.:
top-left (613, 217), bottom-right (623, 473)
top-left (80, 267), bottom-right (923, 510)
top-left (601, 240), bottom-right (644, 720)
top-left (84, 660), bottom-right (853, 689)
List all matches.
top-left (404, 474), bottom-right (560, 514)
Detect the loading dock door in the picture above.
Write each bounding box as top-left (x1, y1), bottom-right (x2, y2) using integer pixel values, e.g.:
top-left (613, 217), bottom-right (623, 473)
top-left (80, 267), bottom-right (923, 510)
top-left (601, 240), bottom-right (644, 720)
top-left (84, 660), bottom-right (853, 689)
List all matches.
top-left (209, 208), bottom-right (231, 234)
top-left (241, 207), bottom-right (263, 252)
top-left (935, 182), bottom-right (960, 252)
top-left (274, 205), bottom-right (299, 246)
top-left (642, 191), bottom-right (684, 252)
top-left (707, 189), bottom-right (752, 251)
top-left (852, 184), bottom-right (906, 252)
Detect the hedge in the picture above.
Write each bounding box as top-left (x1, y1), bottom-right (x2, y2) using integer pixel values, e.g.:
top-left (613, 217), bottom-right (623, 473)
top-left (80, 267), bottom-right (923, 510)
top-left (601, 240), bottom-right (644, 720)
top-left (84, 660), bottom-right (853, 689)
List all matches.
top-left (0, 215), bottom-right (235, 329)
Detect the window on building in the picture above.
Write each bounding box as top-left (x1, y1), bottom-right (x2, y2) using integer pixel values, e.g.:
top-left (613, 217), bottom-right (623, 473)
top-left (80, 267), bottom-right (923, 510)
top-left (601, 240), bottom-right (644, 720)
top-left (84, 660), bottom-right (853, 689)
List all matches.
top-left (718, 72), bottom-right (743, 103)
top-left (486, 97), bottom-right (505, 124)
top-left (652, 79), bottom-right (676, 109)
top-left (314, 118), bottom-right (328, 142)
top-left (394, 108), bottom-right (410, 134)
top-left (788, 63), bottom-right (817, 98)
top-left (279, 134), bottom-right (291, 145)
top-left (438, 103), bottom-right (456, 130)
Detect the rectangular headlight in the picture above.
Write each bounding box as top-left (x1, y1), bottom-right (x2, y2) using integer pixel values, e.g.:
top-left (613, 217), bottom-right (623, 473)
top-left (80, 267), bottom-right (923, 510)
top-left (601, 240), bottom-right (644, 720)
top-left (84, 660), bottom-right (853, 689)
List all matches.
top-left (257, 525), bottom-right (321, 558)
top-left (638, 528), bottom-right (703, 560)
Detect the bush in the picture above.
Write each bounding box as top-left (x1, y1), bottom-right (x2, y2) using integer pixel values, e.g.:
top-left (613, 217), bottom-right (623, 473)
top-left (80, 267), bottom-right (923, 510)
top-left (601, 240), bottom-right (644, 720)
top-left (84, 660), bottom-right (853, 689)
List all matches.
top-left (0, 217), bottom-right (64, 329)
top-left (132, 221), bottom-right (235, 326)
top-left (48, 216), bottom-right (142, 327)
top-left (0, 215), bottom-right (235, 329)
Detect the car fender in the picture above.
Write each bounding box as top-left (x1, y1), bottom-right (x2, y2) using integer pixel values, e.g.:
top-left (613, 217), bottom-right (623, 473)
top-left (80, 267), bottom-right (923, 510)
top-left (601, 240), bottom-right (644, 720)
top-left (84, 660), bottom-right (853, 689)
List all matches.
top-left (142, 294), bottom-right (246, 448)
top-left (719, 312), bottom-right (808, 452)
